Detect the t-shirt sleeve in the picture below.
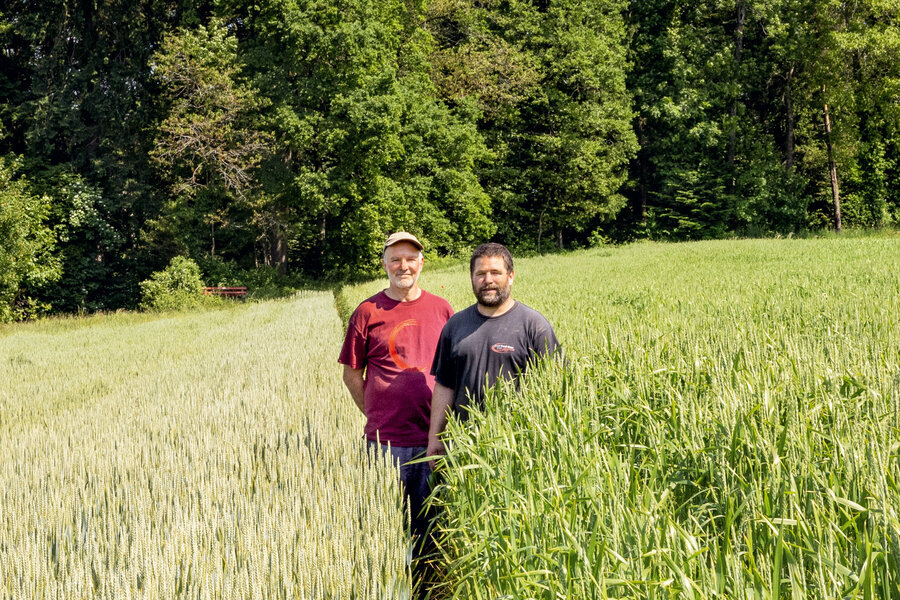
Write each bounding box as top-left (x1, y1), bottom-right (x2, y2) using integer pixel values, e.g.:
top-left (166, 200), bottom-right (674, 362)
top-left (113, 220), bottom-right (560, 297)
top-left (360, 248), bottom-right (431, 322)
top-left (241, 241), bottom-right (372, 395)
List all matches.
top-left (430, 326), bottom-right (456, 389)
top-left (532, 317), bottom-right (561, 358)
top-left (338, 308), bottom-right (367, 369)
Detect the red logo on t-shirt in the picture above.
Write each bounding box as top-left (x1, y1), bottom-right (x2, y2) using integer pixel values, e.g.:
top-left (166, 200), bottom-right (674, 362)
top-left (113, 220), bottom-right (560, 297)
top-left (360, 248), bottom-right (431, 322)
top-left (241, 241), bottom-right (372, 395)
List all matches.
top-left (389, 319), bottom-right (427, 371)
top-left (491, 343), bottom-right (516, 353)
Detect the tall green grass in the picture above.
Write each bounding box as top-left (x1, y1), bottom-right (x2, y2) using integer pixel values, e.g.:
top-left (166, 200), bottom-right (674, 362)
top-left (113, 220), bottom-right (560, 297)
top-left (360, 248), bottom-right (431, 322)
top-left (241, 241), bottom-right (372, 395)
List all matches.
top-left (0, 293), bottom-right (411, 598)
top-left (341, 237), bottom-right (900, 598)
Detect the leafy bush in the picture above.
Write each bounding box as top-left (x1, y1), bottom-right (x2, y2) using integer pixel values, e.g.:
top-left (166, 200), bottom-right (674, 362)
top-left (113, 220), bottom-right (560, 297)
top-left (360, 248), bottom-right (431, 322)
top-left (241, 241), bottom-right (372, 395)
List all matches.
top-left (0, 156), bottom-right (61, 322)
top-left (139, 256), bottom-right (206, 311)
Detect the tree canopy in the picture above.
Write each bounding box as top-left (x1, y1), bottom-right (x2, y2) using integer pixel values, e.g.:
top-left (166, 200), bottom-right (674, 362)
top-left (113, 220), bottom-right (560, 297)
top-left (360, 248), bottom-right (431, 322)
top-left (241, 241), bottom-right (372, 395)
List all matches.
top-left (0, 0), bottom-right (898, 319)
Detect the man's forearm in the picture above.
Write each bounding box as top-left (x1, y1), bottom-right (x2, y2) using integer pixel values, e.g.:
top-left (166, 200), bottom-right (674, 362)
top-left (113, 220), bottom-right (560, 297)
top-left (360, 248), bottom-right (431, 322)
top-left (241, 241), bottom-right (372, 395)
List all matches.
top-left (428, 382), bottom-right (454, 452)
top-left (342, 366), bottom-right (366, 414)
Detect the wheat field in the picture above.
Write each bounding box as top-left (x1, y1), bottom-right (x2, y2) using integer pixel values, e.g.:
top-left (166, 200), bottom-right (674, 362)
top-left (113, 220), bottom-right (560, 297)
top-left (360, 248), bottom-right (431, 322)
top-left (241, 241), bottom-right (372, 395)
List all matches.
top-left (4, 236), bottom-right (900, 599)
top-left (0, 293), bottom-right (411, 598)
top-left (343, 236), bottom-right (900, 599)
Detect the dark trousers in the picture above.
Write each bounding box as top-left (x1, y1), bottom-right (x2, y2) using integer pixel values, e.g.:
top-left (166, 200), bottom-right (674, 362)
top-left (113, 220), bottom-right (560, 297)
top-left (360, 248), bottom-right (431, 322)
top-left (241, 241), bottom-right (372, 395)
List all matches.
top-left (367, 441), bottom-right (433, 548)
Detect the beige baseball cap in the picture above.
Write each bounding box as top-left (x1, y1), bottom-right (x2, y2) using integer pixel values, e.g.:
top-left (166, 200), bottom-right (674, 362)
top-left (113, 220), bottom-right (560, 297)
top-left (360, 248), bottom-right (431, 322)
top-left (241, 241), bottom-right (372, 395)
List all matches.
top-left (383, 231), bottom-right (424, 252)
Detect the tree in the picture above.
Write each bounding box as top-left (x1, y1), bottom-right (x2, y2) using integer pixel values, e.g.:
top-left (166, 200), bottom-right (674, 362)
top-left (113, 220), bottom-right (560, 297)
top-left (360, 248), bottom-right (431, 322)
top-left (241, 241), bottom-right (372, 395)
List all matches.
top-left (0, 0), bottom-right (215, 309)
top-left (516, 0), bottom-right (638, 249)
top-left (427, 0), bottom-right (637, 251)
top-left (150, 22), bottom-right (272, 267)
top-left (624, 0), bottom-right (811, 239)
top-left (223, 0), bottom-right (493, 276)
top-left (0, 157), bottom-right (61, 322)
top-left (35, 169), bottom-right (123, 313)
top-left (820, 0), bottom-right (900, 228)
top-left (773, 0), bottom-right (900, 230)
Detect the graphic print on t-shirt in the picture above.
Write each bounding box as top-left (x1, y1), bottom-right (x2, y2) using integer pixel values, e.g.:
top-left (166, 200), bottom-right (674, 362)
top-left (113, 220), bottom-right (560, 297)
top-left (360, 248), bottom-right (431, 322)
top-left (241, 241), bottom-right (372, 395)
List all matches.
top-left (491, 343), bottom-right (516, 353)
top-left (388, 318), bottom-right (427, 372)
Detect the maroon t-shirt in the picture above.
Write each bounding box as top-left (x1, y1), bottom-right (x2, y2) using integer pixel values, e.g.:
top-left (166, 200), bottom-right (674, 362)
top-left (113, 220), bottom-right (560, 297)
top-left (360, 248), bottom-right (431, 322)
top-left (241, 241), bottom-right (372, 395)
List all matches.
top-left (339, 290), bottom-right (453, 446)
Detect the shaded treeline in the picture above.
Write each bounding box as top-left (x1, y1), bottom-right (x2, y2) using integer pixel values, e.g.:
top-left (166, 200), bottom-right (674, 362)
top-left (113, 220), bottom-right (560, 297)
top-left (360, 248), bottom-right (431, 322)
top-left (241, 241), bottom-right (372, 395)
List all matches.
top-left (1, 0), bottom-right (898, 319)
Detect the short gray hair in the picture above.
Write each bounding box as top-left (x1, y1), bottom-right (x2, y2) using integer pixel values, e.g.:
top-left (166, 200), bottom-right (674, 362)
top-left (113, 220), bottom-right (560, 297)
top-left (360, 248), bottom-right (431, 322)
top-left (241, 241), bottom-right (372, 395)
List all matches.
top-left (383, 247), bottom-right (424, 261)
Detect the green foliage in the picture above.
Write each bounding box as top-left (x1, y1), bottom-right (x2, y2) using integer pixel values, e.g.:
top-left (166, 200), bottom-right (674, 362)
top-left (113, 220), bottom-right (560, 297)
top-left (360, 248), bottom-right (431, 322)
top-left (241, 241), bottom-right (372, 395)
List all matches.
top-left (2, 0), bottom-right (900, 316)
top-left (139, 256), bottom-right (207, 312)
top-left (24, 168), bottom-right (123, 313)
top-left (0, 157), bottom-right (61, 322)
top-left (627, 0), bottom-right (783, 238)
top-left (622, 0), bottom-right (900, 239)
top-left (149, 22), bottom-right (272, 271)
top-left (430, 0), bottom-right (637, 250)
top-left (152, 24), bottom-right (269, 212)
top-left (226, 0), bottom-right (494, 276)
top-left (1, 0), bottom-right (214, 313)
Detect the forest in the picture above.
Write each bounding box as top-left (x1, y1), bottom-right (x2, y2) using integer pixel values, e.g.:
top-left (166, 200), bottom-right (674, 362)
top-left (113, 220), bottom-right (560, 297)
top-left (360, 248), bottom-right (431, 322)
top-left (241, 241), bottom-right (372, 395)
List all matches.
top-left (1, 0), bottom-right (898, 320)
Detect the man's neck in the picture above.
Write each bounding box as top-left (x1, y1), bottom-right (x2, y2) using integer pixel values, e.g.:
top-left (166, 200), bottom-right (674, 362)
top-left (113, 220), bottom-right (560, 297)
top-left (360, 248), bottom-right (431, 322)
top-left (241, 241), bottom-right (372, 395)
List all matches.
top-left (385, 286), bottom-right (422, 302)
top-left (476, 297), bottom-right (515, 317)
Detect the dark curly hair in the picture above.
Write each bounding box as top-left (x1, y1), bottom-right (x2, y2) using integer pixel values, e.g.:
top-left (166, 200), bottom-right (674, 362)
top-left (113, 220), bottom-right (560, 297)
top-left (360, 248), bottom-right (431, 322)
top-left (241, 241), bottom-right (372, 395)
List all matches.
top-left (470, 242), bottom-right (513, 275)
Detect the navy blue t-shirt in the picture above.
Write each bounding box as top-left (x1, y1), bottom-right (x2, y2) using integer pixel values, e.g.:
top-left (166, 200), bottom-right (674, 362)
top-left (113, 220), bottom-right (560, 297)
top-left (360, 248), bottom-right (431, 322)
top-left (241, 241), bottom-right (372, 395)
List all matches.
top-left (430, 301), bottom-right (560, 416)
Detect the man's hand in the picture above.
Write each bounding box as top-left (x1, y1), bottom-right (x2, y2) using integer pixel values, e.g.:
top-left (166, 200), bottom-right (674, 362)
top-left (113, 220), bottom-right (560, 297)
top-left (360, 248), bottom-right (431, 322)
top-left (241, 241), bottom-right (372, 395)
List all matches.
top-left (426, 435), bottom-right (446, 470)
top-left (427, 382), bottom-right (454, 469)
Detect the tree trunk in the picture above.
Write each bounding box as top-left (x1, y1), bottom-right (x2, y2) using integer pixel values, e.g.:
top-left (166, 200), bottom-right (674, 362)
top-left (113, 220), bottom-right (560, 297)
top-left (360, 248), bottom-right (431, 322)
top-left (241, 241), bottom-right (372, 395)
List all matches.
top-left (639, 162), bottom-right (649, 225)
top-left (784, 67), bottom-right (794, 171)
top-left (537, 209), bottom-right (545, 253)
top-left (210, 222), bottom-right (216, 257)
top-left (823, 92), bottom-right (841, 232)
top-left (556, 229), bottom-right (563, 250)
top-left (727, 2), bottom-right (746, 187)
top-left (273, 226), bottom-right (287, 275)
top-left (319, 214), bottom-right (326, 266)
top-left (638, 120), bottom-right (649, 224)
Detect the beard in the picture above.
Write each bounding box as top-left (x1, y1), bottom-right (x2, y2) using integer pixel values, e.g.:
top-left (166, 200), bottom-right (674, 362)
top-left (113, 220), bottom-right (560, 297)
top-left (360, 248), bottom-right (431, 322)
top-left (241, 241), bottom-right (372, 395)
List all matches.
top-left (388, 270), bottom-right (419, 290)
top-left (474, 283), bottom-right (510, 307)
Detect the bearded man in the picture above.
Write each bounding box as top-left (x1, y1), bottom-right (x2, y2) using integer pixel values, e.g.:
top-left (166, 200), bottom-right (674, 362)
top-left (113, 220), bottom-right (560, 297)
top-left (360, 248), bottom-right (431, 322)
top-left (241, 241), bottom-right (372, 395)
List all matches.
top-left (339, 232), bottom-right (453, 545)
top-left (427, 242), bottom-right (560, 460)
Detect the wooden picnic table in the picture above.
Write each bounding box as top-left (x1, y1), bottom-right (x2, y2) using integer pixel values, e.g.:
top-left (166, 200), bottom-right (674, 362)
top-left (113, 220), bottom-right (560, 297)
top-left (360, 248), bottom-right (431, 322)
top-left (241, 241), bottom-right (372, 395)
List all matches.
top-left (202, 286), bottom-right (248, 298)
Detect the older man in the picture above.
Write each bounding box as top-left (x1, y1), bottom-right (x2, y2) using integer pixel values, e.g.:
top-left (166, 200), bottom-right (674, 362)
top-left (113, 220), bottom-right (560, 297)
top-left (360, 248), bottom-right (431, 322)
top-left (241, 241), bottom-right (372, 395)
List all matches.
top-left (427, 242), bottom-right (559, 459)
top-left (339, 231), bottom-right (453, 544)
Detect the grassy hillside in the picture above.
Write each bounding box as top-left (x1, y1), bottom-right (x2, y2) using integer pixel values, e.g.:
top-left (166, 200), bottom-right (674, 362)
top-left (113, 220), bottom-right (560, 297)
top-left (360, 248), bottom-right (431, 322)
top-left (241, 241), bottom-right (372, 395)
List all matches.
top-left (343, 237), bottom-right (900, 598)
